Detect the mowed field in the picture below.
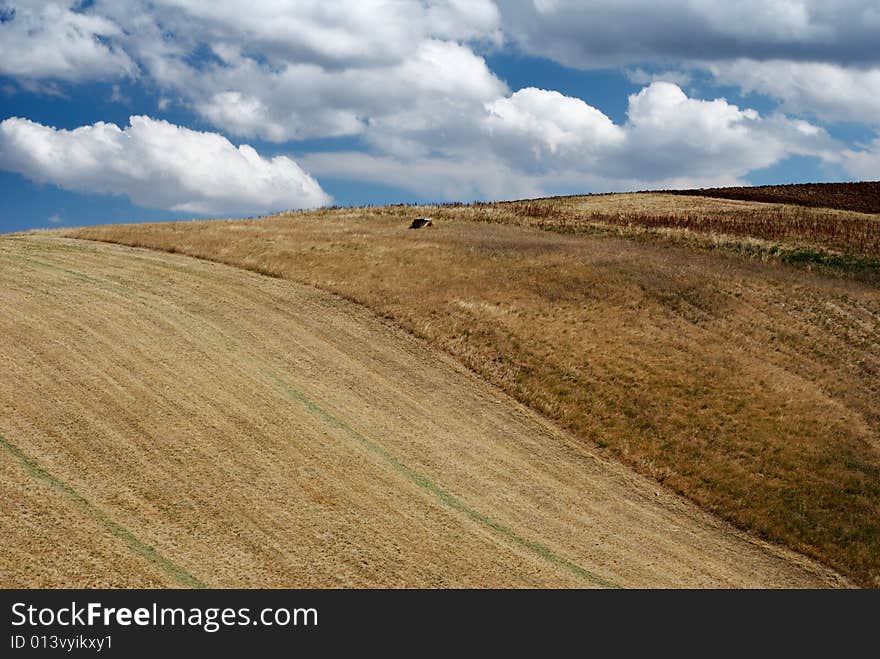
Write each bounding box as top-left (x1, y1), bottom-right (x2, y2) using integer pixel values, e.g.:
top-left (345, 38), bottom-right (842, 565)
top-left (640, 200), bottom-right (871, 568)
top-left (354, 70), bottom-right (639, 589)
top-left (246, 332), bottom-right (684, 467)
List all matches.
top-left (0, 235), bottom-right (849, 588)
top-left (63, 191), bottom-right (880, 586)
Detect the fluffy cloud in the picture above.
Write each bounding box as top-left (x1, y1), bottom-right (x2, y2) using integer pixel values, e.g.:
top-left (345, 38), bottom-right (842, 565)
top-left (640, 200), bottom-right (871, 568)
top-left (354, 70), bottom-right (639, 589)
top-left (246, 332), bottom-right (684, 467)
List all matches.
top-left (500, 0), bottom-right (880, 68)
top-left (0, 116), bottom-right (330, 214)
top-left (96, 0), bottom-right (879, 146)
top-left (612, 82), bottom-right (834, 180)
top-left (303, 82), bottom-right (837, 200)
top-left (45, 1), bottom-right (505, 145)
top-left (1, 1), bottom-right (506, 142)
top-left (6, 1), bottom-right (880, 132)
top-left (484, 87), bottom-right (624, 168)
top-left (499, 1), bottom-right (880, 125)
top-left (709, 60), bottom-right (880, 125)
top-left (300, 150), bottom-right (745, 203)
top-left (625, 68), bottom-right (693, 88)
top-left (187, 39), bottom-right (507, 143)
top-left (0, 0), bottom-right (873, 209)
top-left (0, 1), bottom-right (135, 80)
top-left (139, 0), bottom-right (502, 65)
top-left (837, 138), bottom-right (880, 181)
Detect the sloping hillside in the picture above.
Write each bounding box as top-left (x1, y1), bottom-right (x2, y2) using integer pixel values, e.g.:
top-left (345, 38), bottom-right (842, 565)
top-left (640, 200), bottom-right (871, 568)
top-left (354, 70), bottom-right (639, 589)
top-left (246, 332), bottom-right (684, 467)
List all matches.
top-left (63, 194), bottom-right (880, 586)
top-left (0, 235), bottom-right (846, 587)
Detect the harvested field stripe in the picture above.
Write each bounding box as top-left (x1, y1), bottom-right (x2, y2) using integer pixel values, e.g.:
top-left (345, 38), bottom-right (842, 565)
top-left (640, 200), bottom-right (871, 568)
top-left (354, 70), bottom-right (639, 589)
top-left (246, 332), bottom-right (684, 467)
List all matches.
top-left (265, 372), bottom-right (619, 589)
top-left (0, 252), bottom-right (98, 282)
top-left (0, 249), bottom-right (153, 305)
top-left (0, 433), bottom-right (205, 588)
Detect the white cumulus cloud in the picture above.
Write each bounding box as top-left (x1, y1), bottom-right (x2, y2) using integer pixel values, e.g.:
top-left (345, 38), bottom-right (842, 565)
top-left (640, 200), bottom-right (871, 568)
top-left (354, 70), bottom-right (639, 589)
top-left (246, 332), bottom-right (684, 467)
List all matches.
top-left (188, 39), bottom-right (507, 144)
top-left (484, 87), bottom-right (624, 167)
top-left (616, 82), bottom-right (782, 179)
top-left (500, 0), bottom-right (880, 68)
top-left (499, 0), bottom-right (880, 125)
top-left (836, 138), bottom-right (880, 181)
top-left (709, 60), bottom-right (880, 125)
top-left (303, 82), bottom-right (838, 200)
top-left (75, 0), bottom-right (506, 144)
top-left (0, 1), bottom-right (135, 80)
top-left (138, 0), bottom-right (501, 66)
top-left (0, 116), bottom-right (331, 215)
top-left (0, 0), bottom-right (874, 208)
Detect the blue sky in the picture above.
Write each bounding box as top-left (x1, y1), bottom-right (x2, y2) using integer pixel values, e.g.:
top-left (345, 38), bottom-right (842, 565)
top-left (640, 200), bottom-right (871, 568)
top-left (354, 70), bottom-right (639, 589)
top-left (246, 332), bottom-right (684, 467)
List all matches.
top-left (1, 1), bottom-right (878, 232)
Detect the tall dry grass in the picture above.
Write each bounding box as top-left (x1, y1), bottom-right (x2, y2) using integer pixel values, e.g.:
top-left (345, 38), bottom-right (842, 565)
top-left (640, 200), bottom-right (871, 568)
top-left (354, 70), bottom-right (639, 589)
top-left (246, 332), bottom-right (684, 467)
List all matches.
top-left (62, 194), bottom-right (880, 586)
top-left (502, 194), bottom-right (880, 259)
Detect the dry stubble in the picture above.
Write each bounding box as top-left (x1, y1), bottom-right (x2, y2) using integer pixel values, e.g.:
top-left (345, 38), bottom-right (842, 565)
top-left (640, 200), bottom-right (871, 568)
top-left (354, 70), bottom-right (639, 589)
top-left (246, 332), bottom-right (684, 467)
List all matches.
top-left (0, 235), bottom-right (849, 588)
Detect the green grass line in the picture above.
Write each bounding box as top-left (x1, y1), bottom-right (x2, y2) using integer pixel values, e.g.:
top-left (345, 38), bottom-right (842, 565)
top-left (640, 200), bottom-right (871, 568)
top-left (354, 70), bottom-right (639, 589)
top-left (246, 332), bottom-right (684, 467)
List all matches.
top-left (265, 372), bottom-right (619, 588)
top-left (0, 252), bottom-right (98, 282)
top-left (0, 248), bottom-right (154, 305)
top-left (0, 434), bottom-right (205, 588)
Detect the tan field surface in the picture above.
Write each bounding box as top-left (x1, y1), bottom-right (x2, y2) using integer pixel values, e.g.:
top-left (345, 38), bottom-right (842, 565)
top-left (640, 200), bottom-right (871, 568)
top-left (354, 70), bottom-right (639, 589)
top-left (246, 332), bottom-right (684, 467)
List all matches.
top-left (0, 234), bottom-right (849, 588)
top-left (64, 192), bottom-right (880, 586)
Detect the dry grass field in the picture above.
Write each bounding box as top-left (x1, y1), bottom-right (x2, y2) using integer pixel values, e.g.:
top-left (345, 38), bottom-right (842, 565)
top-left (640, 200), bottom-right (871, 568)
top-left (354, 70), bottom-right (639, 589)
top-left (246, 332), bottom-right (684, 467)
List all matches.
top-left (61, 192), bottom-right (880, 587)
top-left (0, 234), bottom-right (847, 588)
top-left (498, 193), bottom-right (880, 263)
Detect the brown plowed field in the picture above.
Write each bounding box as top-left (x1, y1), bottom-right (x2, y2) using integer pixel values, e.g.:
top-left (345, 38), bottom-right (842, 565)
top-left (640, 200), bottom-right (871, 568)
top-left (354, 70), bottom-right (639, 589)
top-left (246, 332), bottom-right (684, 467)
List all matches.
top-left (662, 181), bottom-right (880, 215)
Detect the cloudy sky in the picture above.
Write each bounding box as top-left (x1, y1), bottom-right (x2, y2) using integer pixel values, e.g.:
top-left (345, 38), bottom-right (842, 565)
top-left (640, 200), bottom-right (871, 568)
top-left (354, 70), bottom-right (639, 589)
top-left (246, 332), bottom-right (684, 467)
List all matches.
top-left (1, 1), bottom-right (879, 231)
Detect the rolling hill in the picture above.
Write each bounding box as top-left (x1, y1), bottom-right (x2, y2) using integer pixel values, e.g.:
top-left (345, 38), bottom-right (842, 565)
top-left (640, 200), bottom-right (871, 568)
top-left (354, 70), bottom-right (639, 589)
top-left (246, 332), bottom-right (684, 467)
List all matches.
top-left (0, 235), bottom-right (847, 587)
top-left (3, 186), bottom-right (879, 587)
